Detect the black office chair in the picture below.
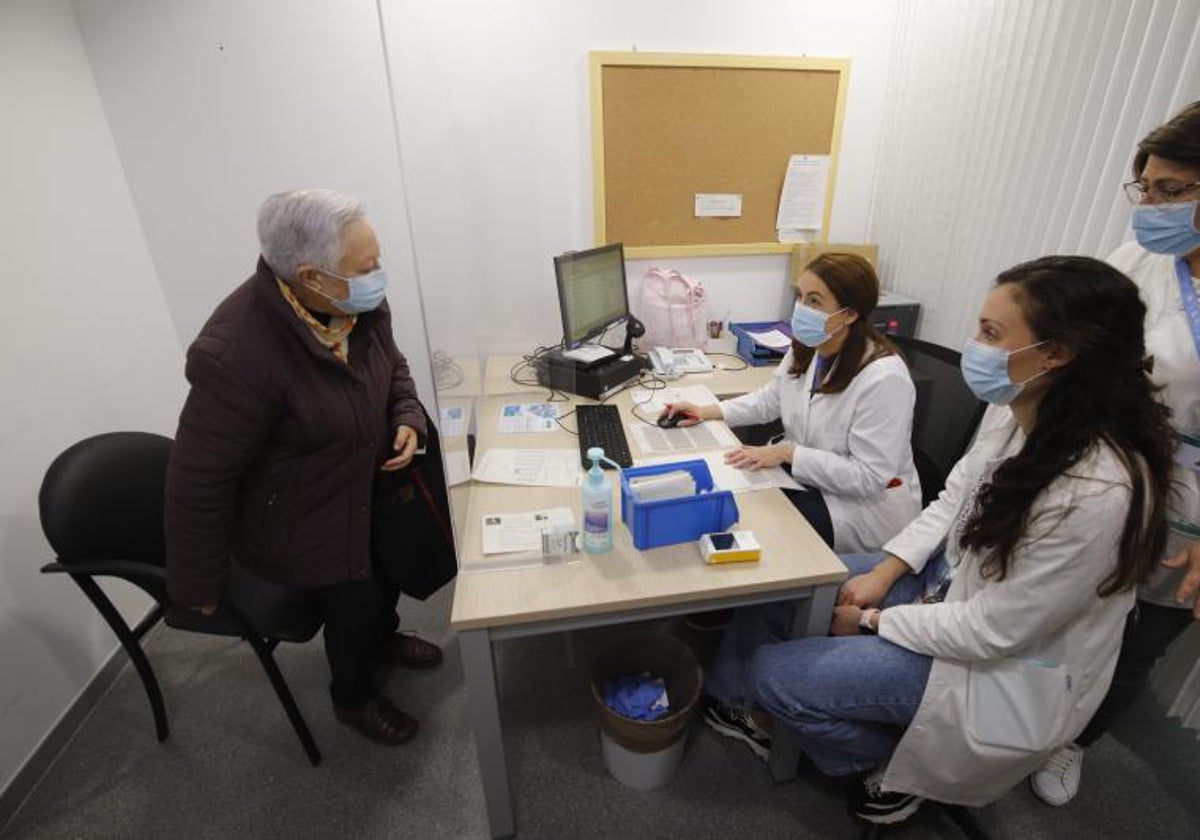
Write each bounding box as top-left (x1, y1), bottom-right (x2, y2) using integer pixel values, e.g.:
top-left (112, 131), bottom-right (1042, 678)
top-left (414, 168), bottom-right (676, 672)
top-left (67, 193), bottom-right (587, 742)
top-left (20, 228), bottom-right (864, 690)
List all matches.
top-left (38, 432), bottom-right (324, 766)
top-left (891, 335), bottom-right (987, 506)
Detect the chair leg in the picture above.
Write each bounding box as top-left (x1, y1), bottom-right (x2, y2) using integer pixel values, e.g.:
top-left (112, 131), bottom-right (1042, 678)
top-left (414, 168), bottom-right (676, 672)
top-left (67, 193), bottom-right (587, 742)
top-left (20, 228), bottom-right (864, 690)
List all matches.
top-left (70, 574), bottom-right (169, 742)
top-left (241, 632), bottom-right (323, 766)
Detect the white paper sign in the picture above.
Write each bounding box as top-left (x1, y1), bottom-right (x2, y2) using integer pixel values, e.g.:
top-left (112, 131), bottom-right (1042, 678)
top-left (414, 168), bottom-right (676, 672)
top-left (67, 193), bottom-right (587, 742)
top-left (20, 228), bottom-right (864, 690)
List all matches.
top-left (481, 507), bottom-right (576, 555)
top-left (776, 154), bottom-right (830, 233)
top-left (497, 402), bottom-right (560, 433)
top-left (471, 448), bottom-right (582, 487)
top-left (695, 193), bottom-right (744, 218)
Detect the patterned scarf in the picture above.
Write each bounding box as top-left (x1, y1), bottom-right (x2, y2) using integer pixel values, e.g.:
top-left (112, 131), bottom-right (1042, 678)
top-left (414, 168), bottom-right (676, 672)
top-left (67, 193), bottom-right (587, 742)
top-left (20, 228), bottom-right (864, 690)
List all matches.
top-left (275, 277), bottom-right (356, 364)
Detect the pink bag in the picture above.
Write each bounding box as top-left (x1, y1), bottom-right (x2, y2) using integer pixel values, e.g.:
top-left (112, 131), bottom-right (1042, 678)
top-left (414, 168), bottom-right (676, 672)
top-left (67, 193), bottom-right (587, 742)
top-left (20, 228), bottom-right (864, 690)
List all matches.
top-left (638, 268), bottom-right (708, 349)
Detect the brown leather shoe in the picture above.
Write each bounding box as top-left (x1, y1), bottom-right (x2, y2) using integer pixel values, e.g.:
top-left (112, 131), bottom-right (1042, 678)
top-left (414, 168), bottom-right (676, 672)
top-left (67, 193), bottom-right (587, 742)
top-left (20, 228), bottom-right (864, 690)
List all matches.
top-left (334, 695), bottom-right (418, 746)
top-left (378, 632), bottom-right (443, 669)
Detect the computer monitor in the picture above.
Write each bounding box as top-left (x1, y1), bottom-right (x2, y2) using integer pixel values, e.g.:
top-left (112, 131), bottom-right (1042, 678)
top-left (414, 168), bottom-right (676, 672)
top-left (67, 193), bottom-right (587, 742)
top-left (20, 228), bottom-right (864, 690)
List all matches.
top-left (554, 242), bottom-right (630, 348)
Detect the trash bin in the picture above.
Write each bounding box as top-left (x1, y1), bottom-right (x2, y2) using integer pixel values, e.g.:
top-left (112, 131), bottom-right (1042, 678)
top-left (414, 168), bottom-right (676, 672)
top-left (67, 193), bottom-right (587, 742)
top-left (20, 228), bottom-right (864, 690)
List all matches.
top-left (590, 629), bottom-right (703, 790)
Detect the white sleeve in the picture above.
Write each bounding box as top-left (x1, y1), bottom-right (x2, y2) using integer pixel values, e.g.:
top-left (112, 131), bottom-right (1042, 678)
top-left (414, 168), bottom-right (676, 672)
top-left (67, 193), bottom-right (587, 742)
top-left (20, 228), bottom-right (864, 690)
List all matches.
top-left (788, 364), bottom-right (915, 500)
top-left (719, 360), bottom-right (787, 427)
top-left (879, 476), bottom-right (1131, 661)
top-left (881, 442), bottom-right (976, 574)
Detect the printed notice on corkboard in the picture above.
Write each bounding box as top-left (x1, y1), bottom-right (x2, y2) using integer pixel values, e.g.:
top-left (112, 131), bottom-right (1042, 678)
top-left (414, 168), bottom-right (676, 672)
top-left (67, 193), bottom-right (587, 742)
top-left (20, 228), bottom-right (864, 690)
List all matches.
top-left (591, 52), bottom-right (850, 258)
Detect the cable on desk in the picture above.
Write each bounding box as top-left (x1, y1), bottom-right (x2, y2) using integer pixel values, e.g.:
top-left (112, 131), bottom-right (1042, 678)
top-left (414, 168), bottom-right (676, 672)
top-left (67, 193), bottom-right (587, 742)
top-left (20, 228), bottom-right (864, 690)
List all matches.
top-left (431, 350), bottom-right (465, 390)
top-left (510, 344), bottom-right (571, 402)
top-left (705, 352), bottom-right (751, 372)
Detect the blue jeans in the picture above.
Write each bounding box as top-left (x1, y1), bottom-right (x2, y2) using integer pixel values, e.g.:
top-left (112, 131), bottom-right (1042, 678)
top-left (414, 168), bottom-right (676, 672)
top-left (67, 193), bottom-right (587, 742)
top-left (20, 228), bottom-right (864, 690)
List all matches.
top-left (706, 551), bottom-right (948, 777)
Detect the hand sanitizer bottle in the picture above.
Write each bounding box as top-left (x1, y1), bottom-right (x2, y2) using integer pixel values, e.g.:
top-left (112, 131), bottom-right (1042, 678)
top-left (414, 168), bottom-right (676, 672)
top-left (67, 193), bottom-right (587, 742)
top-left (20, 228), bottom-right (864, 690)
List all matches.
top-left (581, 446), bottom-right (613, 554)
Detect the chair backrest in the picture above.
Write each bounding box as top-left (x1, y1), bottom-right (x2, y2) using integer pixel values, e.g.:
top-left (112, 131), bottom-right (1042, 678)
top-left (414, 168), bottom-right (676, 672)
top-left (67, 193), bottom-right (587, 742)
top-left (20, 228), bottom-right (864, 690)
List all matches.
top-left (890, 336), bottom-right (986, 504)
top-left (39, 432), bottom-right (173, 566)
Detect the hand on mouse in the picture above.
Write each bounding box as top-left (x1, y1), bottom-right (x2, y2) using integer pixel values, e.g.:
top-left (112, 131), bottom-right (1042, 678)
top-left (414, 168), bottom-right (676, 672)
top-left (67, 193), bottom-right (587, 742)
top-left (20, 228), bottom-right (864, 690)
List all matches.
top-left (659, 402), bottom-right (707, 428)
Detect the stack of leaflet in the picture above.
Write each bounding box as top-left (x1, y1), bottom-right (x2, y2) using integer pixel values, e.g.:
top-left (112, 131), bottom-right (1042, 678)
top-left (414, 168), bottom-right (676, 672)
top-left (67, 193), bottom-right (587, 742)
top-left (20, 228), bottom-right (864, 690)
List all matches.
top-left (627, 469), bottom-right (696, 503)
top-left (730, 321), bottom-right (794, 366)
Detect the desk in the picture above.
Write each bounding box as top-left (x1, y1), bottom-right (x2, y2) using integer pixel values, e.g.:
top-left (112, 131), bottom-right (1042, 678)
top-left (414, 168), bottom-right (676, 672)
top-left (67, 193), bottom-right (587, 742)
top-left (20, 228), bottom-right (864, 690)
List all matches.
top-left (451, 378), bottom-right (845, 838)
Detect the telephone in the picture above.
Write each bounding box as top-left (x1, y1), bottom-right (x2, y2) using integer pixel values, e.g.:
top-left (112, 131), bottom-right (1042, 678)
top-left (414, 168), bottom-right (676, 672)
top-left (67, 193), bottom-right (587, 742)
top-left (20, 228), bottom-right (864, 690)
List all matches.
top-left (648, 347), bottom-right (714, 377)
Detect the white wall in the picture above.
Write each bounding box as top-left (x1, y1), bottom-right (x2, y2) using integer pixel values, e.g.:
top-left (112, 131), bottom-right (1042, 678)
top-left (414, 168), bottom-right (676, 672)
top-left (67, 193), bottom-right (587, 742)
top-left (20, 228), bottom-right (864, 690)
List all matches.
top-left (381, 0), bottom-right (900, 356)
top-left (870, 0), bottom-right (1200, 349)
top-left (72, 0), bottom-right (435, 406)
top-left (0, 0), bottom-right (185, 796)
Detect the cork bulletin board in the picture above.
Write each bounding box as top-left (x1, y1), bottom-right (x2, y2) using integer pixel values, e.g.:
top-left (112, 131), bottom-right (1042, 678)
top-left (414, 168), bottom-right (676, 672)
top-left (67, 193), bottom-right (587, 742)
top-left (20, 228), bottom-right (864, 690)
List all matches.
top-left (590, 51), bottom-right (851, 258)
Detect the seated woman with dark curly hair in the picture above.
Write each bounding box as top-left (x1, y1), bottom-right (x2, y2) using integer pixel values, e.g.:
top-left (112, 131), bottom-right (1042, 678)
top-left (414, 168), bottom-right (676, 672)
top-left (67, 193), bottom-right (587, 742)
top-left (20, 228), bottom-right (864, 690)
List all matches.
top-left (704, 255), bottom-right (1175, 826)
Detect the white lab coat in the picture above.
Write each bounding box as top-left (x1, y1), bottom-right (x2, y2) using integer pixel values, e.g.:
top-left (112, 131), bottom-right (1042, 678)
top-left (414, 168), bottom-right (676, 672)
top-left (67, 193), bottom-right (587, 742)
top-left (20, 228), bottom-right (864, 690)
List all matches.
top-left (877, 417), bottom-right (1136, 806)
top-left (719, 347), bottom-right (921, 553)
top-left (1107, 241), bottom-right (1200, 606)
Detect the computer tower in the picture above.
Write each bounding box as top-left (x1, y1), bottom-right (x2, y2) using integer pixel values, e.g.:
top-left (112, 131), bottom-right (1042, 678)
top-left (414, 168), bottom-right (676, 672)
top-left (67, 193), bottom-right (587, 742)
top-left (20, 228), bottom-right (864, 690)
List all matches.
top-left (872, 291), bottom-right (921, 338)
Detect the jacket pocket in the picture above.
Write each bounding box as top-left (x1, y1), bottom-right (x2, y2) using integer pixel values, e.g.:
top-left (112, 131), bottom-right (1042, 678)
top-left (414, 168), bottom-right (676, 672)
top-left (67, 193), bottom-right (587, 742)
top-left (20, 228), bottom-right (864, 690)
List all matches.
top-left (966, 656), bottom-right (1072, 751)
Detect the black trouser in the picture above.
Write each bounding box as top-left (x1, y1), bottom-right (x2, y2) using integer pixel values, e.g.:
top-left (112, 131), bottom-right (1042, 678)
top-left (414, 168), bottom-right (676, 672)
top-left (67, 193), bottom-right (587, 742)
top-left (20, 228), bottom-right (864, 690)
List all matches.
top-left (782, 484), bottom-right (835, 549)
top-left (1076, 599), bottom-right (1193, 746)
top-left (312, 577), bottom-right (401, 707)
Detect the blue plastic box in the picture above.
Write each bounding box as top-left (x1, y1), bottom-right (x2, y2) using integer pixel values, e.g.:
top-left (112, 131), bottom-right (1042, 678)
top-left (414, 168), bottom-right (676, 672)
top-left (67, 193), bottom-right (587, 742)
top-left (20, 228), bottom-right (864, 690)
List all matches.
top-left (730, 321), bottom-right (793, 367)
top-left (620, 460), bottom-right (739, 550)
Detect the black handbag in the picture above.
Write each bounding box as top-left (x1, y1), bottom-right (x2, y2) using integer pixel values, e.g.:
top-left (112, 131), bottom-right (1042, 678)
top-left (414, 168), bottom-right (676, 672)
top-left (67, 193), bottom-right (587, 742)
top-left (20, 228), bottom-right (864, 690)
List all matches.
top-left (370, 409), bottom-right (457, 600)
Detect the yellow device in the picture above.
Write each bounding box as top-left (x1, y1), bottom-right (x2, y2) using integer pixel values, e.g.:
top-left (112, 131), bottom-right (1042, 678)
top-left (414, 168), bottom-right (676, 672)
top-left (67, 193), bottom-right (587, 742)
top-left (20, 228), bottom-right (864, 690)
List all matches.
top-left (700, 531), bottom-right (761, 564)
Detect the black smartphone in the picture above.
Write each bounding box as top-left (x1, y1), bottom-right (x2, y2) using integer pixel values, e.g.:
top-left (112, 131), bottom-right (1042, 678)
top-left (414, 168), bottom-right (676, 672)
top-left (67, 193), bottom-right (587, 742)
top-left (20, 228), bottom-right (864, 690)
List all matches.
top-left (709, 532), bottom-right (736, 551)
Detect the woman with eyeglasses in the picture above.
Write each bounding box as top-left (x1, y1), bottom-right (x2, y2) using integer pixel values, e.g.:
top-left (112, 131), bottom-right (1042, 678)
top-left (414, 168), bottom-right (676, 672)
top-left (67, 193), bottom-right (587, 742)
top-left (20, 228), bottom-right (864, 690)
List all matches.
top-left (1029, 100), bottom-right (1200, 807)
top-left (704, 256), bottom-right (1174, 825)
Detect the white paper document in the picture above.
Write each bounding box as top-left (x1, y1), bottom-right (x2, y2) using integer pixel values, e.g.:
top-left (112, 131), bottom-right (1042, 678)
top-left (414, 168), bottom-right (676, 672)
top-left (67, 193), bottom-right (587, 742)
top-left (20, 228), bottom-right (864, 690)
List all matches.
top-left (745, 329), bottom-right (792, 350)
top-left (498, 402), bottom-right (560, 433)
top-left (629, 421), bottom-right (739, 456)
top-left (694, 193), bottom-right (743, 218)
top-left (629, 384), bottom-right (719, 418)
top-left (439, 404), bottom-right (469, 437)
top-left (637, 450), bottom-right (801, 494)
top-left (481, 507), bottom-right (576, 555)
top-left (776, 154), bottom-right (830, 233)
top-left (471, 448), bottom-right (582, 487)
top-left (444, 448), bottom-right (471, 487)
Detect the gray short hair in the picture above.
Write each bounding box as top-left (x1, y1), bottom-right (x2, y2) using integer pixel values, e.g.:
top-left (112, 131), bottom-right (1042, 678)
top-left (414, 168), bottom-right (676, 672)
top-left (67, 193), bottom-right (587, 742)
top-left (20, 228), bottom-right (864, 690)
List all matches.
top-left (257, 189), bottom-right (365, 280)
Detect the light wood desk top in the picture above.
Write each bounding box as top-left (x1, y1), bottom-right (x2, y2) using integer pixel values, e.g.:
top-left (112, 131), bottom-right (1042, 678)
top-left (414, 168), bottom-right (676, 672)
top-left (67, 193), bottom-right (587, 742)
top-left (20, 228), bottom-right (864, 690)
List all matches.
top-left (450, 389), bottom-right (846, 631)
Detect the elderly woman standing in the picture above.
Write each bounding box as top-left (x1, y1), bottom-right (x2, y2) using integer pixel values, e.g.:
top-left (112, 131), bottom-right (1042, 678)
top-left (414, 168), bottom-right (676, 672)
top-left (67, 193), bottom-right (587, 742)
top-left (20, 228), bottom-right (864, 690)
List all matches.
top-left (165, 189), bottom-right (441, 746)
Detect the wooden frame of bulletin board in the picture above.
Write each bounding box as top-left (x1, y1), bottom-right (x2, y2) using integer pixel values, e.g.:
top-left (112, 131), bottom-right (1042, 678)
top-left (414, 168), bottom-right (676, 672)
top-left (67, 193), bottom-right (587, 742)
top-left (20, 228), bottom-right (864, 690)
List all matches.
top-left (590, 51), bottom-right (851, 258)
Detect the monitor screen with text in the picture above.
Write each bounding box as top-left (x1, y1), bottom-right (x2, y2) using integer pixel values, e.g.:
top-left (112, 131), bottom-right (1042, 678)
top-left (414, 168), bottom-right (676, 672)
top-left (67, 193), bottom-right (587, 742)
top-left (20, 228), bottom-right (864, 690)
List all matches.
top-left (555, 243), bottom-right (629, 347)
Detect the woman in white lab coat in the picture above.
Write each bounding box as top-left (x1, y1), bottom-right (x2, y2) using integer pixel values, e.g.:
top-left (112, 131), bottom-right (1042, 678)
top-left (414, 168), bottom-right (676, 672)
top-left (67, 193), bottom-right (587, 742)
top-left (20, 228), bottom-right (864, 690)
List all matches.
top-left (664, 252), bottom-right (921, 553)
top-left (703, 256), bottom-right (1175, 826)
top-left (1028, 99), bottom-right (1200, 806)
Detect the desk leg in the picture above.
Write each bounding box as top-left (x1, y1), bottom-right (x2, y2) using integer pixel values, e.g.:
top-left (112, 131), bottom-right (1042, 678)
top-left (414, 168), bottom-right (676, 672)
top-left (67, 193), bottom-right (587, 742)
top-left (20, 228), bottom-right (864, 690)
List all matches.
top-left (460, 629), bottom-right (514, 838)
top-left (769, 583), bottom-right (840, 783)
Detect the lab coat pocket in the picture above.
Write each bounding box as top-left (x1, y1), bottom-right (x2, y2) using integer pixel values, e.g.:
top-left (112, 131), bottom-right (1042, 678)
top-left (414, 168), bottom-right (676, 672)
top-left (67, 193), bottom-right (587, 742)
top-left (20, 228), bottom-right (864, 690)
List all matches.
top-left (966, 656), bottom-right (1071, 752)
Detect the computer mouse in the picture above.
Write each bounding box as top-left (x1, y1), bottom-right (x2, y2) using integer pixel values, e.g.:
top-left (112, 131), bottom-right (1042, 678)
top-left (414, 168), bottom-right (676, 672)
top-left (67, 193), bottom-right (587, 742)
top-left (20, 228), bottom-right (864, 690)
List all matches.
top-left (657, 412), bottom-right (691, 429)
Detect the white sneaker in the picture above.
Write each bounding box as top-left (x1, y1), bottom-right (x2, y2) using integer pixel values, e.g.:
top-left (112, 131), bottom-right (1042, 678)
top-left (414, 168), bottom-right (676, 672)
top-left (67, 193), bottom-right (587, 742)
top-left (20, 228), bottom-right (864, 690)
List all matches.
top-left (1029, 744), bottom-right (1084, 806)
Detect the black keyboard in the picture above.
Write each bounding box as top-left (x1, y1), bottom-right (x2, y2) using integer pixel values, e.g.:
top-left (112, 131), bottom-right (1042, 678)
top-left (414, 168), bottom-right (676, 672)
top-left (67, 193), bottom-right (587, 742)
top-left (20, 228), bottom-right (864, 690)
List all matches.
top-left (575, 404), bottom-right (633, 469)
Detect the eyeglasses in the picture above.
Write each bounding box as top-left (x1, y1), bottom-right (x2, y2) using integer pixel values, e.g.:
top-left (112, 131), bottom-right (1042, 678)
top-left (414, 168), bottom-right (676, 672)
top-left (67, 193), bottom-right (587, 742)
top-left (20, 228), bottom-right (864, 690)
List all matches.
top-left (1123, 180), bottom-right (1200, 204)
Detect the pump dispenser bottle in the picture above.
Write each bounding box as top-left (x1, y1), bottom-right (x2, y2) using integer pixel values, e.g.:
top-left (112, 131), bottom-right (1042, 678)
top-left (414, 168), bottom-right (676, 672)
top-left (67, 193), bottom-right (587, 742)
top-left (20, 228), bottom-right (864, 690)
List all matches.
top-left (581, 446), bottom-right (614, 554)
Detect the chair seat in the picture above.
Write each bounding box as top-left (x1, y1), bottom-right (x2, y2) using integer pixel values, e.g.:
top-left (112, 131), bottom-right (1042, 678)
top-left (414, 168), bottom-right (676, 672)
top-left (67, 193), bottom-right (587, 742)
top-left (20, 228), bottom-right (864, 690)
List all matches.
top-left (165, 564), bottom-right (322, 643)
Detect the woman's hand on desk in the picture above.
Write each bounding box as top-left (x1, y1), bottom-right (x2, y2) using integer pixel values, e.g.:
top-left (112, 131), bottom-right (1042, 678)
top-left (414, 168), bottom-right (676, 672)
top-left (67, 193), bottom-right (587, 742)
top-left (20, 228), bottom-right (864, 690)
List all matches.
top-left (724, 443), bottom-right (793, 471)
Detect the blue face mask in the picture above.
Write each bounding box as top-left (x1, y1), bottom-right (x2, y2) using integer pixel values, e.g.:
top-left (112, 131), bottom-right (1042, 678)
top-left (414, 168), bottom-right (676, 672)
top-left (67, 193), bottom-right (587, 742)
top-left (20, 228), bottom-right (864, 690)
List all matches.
top-left (312, 267), bottom-right (389, 314)
top-left (960, 338), bottom-right (1048, 405)
top-left (791, 302), bottom-right (847, 348)
top-left (1132, 201), bottom-right (1200, 256)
